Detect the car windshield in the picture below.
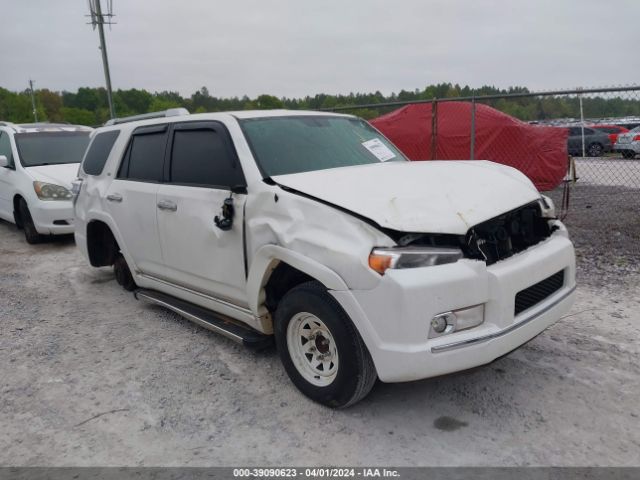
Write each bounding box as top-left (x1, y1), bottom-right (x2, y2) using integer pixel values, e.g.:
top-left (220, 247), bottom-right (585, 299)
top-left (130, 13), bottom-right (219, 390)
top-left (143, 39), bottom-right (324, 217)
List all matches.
top-left (240, 115), bottom-right (407, 177)
top-left (15, 131), bottom-right (91, 167)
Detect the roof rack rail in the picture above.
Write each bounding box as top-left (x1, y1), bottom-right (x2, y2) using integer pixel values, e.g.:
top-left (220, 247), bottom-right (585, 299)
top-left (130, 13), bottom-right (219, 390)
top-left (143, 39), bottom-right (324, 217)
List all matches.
top-left (104, 108), bottom-right (189, 126)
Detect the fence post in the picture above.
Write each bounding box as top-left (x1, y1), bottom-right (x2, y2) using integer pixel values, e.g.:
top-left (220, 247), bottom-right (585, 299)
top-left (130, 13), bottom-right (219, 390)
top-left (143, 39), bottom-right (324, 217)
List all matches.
top-left (431, 98), bottom-right (438, 160)
top-left (470, 97), bottom-right (476, 160)
top-left (578, 89), bottom-right (586, 157)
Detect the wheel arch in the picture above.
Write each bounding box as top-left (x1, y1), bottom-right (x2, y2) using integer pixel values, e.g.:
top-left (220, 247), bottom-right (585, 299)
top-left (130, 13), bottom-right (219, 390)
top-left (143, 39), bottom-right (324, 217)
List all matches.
top-left (85, 219), bottom-right (121, 267)
top-left (247, 245), bottom-right (349, 321)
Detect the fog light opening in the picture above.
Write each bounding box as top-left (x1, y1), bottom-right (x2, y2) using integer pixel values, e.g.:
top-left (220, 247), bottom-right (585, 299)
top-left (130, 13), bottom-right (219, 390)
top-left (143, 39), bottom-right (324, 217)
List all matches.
top-left (429, 304), bottom-right (485, 339)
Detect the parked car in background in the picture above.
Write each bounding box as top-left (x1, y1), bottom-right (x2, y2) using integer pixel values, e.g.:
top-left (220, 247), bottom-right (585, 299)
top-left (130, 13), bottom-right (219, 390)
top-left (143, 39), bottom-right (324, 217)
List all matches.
top-left (0, 122), bottom-right (92, 243)
top-left (74, 108), bottom-right (576, 407)
top-left (589, 124), bottom-right (629, 144)
top-left (566, 126), bottom-right (612, 157)
top-left (613, 126), bottom-right (640, 159)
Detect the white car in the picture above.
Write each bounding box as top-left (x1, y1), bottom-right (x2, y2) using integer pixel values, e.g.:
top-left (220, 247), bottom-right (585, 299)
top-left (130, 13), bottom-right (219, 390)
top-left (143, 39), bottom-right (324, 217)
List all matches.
top-left (74, 109), bottom-right (576, 407)
top-left (613, 126), bottom-right (640, 159)
top-left (0, 122), bottom-right (92, 243)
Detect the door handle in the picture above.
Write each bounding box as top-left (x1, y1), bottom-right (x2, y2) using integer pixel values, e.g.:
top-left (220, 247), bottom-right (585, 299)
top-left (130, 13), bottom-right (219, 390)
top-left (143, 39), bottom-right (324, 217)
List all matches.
top-left (106, 193), bottom-right (123, 203)
top-left (157, 200), bottom-right (177, 212)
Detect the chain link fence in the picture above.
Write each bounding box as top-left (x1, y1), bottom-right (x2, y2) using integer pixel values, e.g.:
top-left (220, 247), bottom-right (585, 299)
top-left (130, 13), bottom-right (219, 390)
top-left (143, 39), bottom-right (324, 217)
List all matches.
top-left (325, 86), bottom-right (640, 282)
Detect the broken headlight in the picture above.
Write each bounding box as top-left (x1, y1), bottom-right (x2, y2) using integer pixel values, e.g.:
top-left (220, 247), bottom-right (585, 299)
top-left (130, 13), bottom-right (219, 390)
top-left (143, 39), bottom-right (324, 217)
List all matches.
top-left (368, 246), bottom-right (463, 275)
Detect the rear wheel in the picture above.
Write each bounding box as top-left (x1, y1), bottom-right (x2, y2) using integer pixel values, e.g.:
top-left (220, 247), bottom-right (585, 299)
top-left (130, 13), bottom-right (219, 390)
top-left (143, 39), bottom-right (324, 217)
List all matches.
top-left (114, 253), bottom-right (137, 291)
top-left (18, 199), bottom-right (44, 244)
top-left (587, 143), bottom-right (603, 157)
top-left (274, 281), bottom-right (377, 408)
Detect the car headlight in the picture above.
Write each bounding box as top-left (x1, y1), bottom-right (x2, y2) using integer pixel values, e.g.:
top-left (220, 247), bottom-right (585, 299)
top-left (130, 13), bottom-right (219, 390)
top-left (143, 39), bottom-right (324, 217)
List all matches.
top-left (369, 246), bottom-right (463, 274)
top-left (33, 181), bottom-right (73, 201)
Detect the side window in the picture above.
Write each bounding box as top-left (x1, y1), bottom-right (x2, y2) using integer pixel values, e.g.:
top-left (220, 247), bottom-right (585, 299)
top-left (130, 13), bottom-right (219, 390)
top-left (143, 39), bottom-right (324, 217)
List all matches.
top-left (119, 129), bottom-right (167, 182)
top-left (0, 132), bottom-right (14, 166)
top-left (169, 127), bottom-right (244, 188)
top-left (83, 130), bottom-right (120, 175)
top-left (569, 128), bottom-right (580, 136)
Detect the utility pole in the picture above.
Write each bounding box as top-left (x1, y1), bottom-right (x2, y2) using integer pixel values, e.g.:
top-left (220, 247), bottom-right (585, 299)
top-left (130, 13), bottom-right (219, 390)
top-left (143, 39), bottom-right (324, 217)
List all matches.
top-left (28, 79), bottom-right (38, 122)
top-left (88, 0), bottom-right (116, 119)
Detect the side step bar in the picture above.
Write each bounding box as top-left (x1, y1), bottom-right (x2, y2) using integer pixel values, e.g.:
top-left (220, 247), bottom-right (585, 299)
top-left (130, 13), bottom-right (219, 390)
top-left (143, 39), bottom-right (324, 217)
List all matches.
top-left (134, 289), bottom-right (274, 350)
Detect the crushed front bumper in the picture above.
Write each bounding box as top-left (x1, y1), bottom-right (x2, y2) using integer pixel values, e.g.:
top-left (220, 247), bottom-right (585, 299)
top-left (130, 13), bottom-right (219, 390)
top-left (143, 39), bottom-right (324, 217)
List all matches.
top-left (332, 229), bottom-right (576, 383)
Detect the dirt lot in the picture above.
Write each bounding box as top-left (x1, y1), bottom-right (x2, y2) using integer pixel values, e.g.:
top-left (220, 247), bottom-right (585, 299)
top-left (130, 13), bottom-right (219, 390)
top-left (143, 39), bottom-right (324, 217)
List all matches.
top-left (1, 215), bottom-right (639, 466)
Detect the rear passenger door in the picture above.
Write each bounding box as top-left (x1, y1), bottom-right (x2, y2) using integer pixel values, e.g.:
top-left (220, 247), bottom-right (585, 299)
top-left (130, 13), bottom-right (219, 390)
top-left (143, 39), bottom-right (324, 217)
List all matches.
top-left (105, 124), bottom-right (167, 277)
top-left (156, 121), bottom-right (248, 307)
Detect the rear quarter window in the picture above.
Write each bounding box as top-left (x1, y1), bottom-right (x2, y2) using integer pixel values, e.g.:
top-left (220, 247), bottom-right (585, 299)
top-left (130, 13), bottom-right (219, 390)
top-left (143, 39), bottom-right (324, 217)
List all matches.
top-left (82, 131), bottom-right (120, 175)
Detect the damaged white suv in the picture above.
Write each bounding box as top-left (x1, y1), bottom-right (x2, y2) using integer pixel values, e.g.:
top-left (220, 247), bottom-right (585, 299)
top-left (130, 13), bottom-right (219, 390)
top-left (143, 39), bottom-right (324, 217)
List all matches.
top-left (74, 109), bottom-right (576, 407)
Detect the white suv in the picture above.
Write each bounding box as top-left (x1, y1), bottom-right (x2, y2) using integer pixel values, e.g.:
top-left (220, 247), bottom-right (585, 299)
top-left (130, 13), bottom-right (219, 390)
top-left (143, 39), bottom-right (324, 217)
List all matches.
top-left (0, 122), bottom-right (92, 243)
top-left (74, 109), bottom-right (576, 407)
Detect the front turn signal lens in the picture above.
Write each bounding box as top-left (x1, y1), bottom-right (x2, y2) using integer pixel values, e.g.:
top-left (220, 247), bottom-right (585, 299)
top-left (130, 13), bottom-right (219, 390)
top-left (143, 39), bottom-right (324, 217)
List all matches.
top-left (368, 252), bottom-right (395, 274)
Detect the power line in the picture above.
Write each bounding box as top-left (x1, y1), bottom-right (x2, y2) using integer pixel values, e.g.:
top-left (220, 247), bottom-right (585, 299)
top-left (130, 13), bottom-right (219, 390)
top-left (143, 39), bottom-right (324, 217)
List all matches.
top-left (87, 0), bottom-right (116, 119)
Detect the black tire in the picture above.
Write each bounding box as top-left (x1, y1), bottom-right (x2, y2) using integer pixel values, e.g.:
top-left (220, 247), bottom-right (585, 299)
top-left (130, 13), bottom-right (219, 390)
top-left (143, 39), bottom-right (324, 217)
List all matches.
top-left (114, 253), bottom-right (137, 291)
top-left (587, 143), bottom-right (603, 157)
top-left (18, 199), bottom-right (44, 244)
top-left (274, 281), bottom-right (377, 408)
top-left (622, 151), bottom-right (636, 159)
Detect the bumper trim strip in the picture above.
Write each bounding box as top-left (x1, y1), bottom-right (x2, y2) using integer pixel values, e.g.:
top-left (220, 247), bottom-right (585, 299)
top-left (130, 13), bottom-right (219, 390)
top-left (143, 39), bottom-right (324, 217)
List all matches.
top-left (431, 285), bottom-right (576, 353)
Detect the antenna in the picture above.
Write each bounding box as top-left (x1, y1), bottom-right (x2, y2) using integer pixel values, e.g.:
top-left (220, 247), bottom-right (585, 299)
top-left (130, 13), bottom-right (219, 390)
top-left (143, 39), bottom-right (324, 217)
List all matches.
top-left (28, 79), bottom-right (38, 122)
top-left (87, 0), bottom-right (116, 119)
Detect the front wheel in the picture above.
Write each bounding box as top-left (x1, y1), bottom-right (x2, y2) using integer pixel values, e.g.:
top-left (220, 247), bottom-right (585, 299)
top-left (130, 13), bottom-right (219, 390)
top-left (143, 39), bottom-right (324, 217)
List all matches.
top-left (622, 151), bottom-right (636, 159)
top-left (114, 253), bottom-right (137, 291)
top-left (18, 199), bottom-right (44, 244)
top-left (274, 281), bottom-right (377, 408)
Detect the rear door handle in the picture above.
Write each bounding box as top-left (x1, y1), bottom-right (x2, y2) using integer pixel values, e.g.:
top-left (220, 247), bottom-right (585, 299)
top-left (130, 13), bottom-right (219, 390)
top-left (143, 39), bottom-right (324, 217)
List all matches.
top-left (157, 200), bottom-right (177, 212)
top-left (106, 193), bottom-right (123, 203)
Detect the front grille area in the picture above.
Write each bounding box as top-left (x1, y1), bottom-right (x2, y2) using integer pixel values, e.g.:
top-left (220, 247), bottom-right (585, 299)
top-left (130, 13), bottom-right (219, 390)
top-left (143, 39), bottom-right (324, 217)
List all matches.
top-left (465, 202), bottom-right (553, 265)
top-left (514, 270), bottom-right (564, 316)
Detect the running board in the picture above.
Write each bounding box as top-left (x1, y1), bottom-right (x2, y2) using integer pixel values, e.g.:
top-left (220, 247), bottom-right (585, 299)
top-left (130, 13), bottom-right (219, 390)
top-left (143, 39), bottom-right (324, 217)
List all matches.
top-left (134, 289), bottom-right (273, 350)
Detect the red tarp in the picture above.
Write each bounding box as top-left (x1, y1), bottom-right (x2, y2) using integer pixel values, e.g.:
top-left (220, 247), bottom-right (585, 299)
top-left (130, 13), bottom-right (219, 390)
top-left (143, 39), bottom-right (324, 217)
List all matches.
top-left (371, 102), bottom-right (568, 191)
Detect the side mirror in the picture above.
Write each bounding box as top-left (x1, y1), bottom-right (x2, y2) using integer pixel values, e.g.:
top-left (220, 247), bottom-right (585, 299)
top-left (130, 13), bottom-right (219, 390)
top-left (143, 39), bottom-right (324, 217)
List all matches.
top-left (0, 155), bottom-right (8, 168)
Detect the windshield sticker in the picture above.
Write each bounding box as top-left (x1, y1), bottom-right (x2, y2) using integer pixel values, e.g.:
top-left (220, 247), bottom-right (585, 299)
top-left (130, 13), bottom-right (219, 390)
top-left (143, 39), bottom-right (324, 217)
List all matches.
top-left (362, 138), bottom-right (396, 162)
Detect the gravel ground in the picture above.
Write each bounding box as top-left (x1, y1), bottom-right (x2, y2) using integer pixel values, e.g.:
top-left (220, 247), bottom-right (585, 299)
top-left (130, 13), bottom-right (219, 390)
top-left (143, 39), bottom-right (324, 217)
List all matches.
top-left (546, 181), bottom-right (640, 287)
top-left (1, 216), bottom-right (639, 467)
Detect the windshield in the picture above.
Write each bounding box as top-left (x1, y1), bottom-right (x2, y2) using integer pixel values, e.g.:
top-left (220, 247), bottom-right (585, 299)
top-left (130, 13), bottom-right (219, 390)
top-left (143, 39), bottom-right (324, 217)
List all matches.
top-left (240, 116), bottom-right (406, 177)
top-left (15, 131), bottom-right (91, 167)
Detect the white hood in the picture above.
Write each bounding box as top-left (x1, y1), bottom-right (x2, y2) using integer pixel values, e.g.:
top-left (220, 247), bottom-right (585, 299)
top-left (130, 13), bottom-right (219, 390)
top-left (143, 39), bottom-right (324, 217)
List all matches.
top-left (272, 161), bottom-right (541, 235)
top-left (24, 163), bottom-right (79, 190)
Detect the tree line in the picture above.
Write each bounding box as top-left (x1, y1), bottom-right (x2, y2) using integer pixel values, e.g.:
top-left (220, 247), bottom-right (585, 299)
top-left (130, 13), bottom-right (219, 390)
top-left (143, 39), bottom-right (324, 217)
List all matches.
top-left (1, 83), bottom-right (638, 126)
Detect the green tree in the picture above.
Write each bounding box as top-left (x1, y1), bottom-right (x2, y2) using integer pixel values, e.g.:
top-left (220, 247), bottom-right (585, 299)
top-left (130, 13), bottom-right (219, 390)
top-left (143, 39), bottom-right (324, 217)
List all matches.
top-left (255, 94), bottom-right (283, 109)
top-left (60, 107), bottom-right (95, 126)
top-left (38, 89), bottom-right (63, 122)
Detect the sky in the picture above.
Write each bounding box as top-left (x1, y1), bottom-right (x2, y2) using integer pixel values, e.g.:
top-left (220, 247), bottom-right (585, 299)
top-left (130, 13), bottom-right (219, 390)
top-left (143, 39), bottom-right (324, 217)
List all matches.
top-left (1, 0), bottom-right (639, 98)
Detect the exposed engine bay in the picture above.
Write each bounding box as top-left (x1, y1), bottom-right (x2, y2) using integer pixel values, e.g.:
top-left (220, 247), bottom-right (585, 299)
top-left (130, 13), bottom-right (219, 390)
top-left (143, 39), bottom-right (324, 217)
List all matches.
top-left (396, 201), bottom-right (554, 265)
